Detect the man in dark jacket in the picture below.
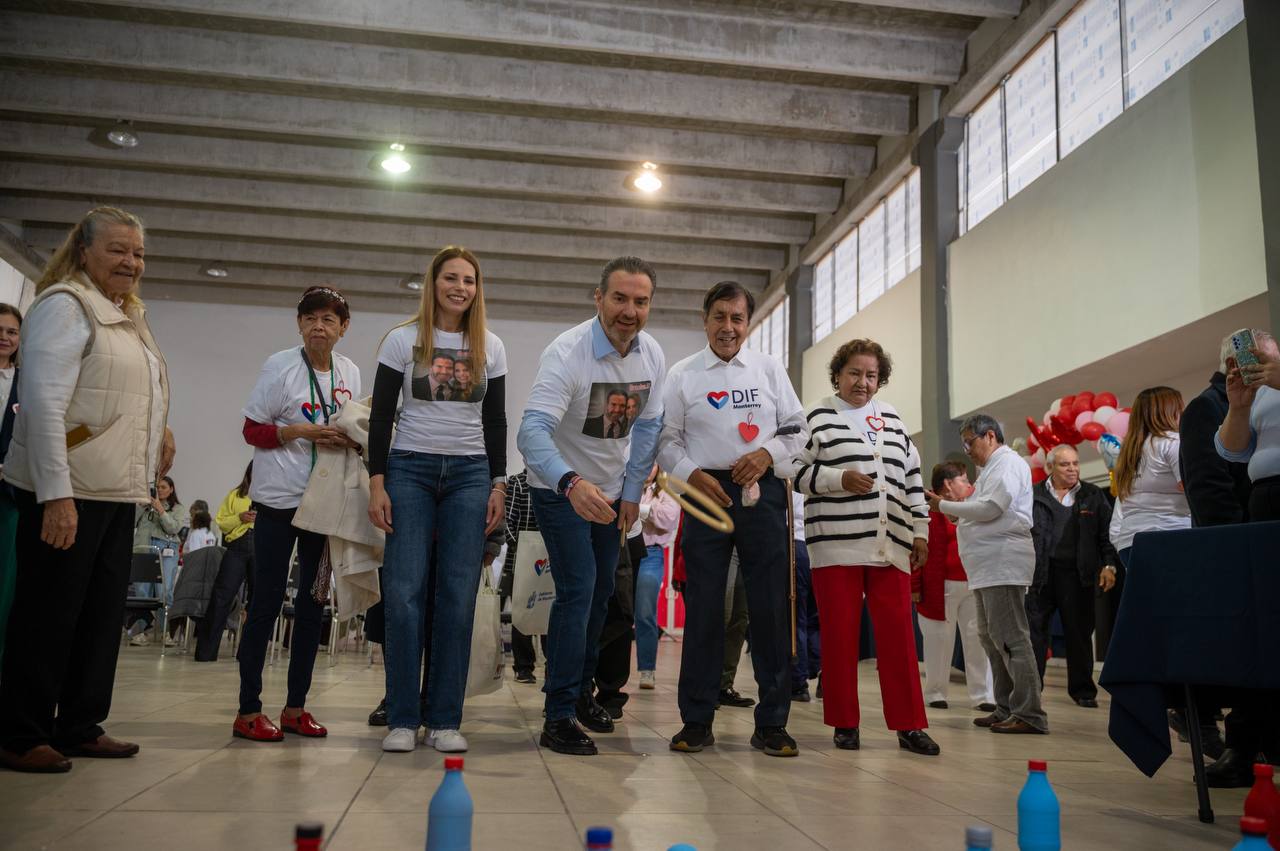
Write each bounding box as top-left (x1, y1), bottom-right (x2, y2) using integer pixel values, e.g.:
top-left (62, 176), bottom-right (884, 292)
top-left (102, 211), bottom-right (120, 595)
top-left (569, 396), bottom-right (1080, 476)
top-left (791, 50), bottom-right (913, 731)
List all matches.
top-left (1028, 445), bottom-right (1118, 708)
top-left (1180, 369), bottom-right (1253, 526)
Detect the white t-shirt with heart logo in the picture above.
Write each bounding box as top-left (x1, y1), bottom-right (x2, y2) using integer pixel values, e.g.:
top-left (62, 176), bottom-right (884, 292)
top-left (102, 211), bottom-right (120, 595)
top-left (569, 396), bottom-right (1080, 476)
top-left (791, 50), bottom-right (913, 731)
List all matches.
top-left (839, 400), bottom-right (887, 446)
top-left (243, 347), bottom-right (361, 509)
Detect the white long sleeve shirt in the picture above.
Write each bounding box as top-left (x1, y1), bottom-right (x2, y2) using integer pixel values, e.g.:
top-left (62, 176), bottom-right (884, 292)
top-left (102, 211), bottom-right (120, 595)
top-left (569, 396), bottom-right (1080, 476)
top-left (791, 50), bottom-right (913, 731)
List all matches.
top-left (940, 444), bottom-right (1035, 590)
top-left (15, 293), bottom-right (164, 502)
top-left (657, 346), bottom-right (807, 481)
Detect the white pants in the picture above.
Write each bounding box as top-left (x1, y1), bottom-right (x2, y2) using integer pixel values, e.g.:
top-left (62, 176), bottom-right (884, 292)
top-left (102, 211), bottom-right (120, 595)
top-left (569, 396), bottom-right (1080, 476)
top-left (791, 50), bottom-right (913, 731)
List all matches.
top-left (920, 579), bottom-right (994, 706)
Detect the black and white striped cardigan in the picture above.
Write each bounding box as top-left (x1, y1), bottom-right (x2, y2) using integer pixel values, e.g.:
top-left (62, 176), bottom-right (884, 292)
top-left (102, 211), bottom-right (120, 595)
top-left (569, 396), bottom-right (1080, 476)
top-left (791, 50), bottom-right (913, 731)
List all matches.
top-left (792, 396), bottom-right (929, 574)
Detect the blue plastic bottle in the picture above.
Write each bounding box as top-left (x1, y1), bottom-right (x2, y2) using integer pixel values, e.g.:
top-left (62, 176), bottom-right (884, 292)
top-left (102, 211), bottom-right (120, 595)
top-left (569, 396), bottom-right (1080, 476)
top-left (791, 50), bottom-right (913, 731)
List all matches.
top-left (966, 824), bottom-right (994, 850)
top-left (1233, 817), bottom-right (1271, 849)
top-left (1017, 760), bottom-right (1060, 851)
top-left (668, 846), bottom-right (698, 851)
top-left (426, 757), bottom-right (472, 851)
top-left (585, 826), bottom-right (613, 849)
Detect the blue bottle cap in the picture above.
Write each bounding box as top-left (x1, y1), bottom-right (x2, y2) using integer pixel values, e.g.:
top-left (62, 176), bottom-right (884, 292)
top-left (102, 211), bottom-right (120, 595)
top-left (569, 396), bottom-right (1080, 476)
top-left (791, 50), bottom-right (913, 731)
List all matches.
top-left (668, 845), bottom-right (699, 851)
top-left (965, 825), bottom-right (993, 847)
top-left (586, 826), bottom-right (613, 845)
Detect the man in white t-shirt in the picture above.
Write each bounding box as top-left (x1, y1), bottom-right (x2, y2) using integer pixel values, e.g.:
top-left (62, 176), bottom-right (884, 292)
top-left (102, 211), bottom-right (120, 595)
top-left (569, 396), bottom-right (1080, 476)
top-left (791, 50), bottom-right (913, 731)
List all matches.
top-left (927, 414), bottom-right (1047, 735)
top-left (517, 256), bottom-right (666, 756)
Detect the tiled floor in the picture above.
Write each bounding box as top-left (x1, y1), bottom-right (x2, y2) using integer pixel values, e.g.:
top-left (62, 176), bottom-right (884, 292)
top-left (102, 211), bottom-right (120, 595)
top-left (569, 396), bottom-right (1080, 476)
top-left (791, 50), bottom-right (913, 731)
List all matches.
top-left (0, 640), bottom-right (1248, 850)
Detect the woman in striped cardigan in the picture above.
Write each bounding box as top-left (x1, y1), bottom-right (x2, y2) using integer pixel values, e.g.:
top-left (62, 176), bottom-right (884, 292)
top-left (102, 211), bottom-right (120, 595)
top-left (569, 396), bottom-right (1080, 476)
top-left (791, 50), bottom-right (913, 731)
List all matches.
top-left (793, 339), bottom-right (938, 756)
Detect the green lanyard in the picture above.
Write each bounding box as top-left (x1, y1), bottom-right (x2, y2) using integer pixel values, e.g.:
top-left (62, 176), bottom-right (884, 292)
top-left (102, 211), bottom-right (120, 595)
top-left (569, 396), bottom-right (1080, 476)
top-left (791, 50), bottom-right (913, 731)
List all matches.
top-left (301, 347), bottom-right (335, 469)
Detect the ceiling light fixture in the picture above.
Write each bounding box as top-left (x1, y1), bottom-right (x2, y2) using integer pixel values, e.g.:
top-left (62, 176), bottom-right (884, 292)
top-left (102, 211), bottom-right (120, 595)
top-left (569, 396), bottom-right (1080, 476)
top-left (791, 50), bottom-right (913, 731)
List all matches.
top-left (106, 120), bottom-right (139, 149)
top-left (381, 143), bottom-right (411, 174)
top-left (631, 161), bottom-right (663, 194)
top-left (200, 261), bottom-right (229, 278)
top-left (400, 274), bottom-right (423, 292)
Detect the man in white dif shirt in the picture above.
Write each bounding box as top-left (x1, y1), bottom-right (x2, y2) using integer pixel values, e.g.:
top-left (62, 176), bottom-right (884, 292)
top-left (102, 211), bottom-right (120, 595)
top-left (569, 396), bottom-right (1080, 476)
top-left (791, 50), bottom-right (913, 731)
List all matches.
top-left (659, 281), bottom-right (808, 757)
top-left (927, 413), bottom-right (1048, 734)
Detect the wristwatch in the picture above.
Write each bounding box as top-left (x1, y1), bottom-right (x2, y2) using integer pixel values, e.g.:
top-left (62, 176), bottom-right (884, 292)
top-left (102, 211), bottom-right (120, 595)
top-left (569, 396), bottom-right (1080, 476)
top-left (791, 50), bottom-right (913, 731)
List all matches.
top-left (558, 471), bottom-right (579, 496)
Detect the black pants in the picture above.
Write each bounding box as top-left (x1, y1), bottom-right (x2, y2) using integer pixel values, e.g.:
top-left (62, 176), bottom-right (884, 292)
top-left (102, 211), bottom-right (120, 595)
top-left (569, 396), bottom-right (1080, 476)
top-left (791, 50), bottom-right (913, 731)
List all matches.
top-left (237, 504), bottom-right (326, 716)
top-left (1027, 559), bottom-right (1097, 701)
top-left (679, 472), bottom-right (791, 729)
top-left (194, 531), bottom-right (255, 662)
top-left (791, 540), bottom-right (820, 689)
top-left (595, 534), bottom-right (644, 704)
top-left (0, 490), bottom-right (134, 754)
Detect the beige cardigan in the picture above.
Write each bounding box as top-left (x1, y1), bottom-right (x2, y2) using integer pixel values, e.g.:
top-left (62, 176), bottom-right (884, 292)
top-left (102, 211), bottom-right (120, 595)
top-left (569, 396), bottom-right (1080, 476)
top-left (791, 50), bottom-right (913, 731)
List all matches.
top-left (292, 396), bottom-right (382, 619)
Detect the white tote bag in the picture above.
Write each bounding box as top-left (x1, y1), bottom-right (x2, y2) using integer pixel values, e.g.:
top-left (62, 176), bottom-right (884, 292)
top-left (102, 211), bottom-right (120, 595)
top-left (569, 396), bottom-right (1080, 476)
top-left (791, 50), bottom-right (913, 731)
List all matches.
top-left (510, 530), bottom-right (556, 635)
top-left (465, 567), bottom-right (504, 699)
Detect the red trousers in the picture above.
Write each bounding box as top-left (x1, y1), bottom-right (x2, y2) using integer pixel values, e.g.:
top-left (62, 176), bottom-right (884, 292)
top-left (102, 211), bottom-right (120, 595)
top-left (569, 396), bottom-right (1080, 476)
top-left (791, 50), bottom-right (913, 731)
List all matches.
top-left (812, 564), bottom-right (928, 731)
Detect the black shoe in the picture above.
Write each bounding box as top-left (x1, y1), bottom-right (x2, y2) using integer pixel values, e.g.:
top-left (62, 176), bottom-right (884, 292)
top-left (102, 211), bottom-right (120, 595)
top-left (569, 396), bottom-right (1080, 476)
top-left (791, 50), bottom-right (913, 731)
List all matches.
top-left (815, 672), bottom-right (823, 700)
top-left (540, 718), bottom-right (597, 756)
top-left (1204, 748), bottom-right (1256, 788)
top-left (515, 670), bottom-right (536, 684)
top-left (898, 729), bottom-right (941, 756)
top-left (751, 726), bottom-right (798, 757)
top-left (575, 695), bottom-right (615, 734)
top-left (791, 686), bottom-right (811, 703)
top-left (928, 700), bottom-right (948, 709)
top-left (976, 702), bottom-right (998, 713)
top-left (1073, 697), bottom-right (1099, 708)
top-left (833, 727), bottom-right (860, 750)
top-left (717, 688), bottom-right (756, 708)
top-left (1168, 709), bottom-right (1190, 742)
top-left (670, 723), bottom-right (715, 753)
top-left (367, 698), bottom-right (388, 727)
top-left (597, 691), bottom-right (629, 721)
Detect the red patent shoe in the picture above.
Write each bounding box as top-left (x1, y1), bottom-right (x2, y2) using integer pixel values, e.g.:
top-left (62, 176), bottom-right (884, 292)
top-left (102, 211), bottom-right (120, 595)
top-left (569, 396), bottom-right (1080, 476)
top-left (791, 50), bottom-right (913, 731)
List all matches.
top-left (233, 714), bottom-right (284, 742)
top-left (280, 710), bottom-right (327, 738)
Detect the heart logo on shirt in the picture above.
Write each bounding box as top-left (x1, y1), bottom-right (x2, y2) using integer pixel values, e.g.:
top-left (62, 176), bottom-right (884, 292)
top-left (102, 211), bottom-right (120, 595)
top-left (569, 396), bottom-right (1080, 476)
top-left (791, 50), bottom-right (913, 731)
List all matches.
top-left (706, 391), bottom-right (729, 409)
top-left (332, 387), bottom-right (353, 406)
top-left (738, 421), bottom-right (760, 442)
top-left (301, 402), bottom-right (322, 423)
top-left (866, 416), bottom-right (885, 431)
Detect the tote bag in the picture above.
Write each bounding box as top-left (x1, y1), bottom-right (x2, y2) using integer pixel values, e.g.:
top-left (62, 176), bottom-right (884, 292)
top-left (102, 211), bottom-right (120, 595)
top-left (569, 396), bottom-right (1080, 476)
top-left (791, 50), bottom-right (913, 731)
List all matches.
top-left (510, 530), bottom-right (556, 635)
top-left (465, 567), bottom-right (504, 699)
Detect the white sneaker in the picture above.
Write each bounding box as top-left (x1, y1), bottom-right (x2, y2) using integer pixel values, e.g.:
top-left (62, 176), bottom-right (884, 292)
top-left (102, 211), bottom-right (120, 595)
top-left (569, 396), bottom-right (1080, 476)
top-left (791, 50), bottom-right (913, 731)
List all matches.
top-left (382, 727), bottom-right (417, 752)
top-left (639, 670), bottom-right (656, 690)
top-left (426, 728), bottom-right (468, 753)
top-left (129, 632), bottom-right (150, 647)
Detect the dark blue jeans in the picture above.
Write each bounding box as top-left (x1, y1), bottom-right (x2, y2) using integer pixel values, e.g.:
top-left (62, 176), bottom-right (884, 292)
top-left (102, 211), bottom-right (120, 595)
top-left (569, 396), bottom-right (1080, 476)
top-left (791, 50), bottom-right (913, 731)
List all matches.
top-left (382, 451), bottom-right (489, 730)
top-left (634, 544), bottom-right (665, 672)
top-left (791, 539), bottom-right (820, 689)
top-left (530, 487), bottom-right (621, 722)
top-left (238, 505), bottom-right (326, 716)
top-left (679, 472), bottom-right (792, 729)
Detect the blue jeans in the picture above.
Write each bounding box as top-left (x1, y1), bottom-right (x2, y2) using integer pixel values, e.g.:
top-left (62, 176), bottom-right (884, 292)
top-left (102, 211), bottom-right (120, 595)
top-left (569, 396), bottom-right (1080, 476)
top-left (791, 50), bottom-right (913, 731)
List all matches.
top-left (382, 451), bottom-right (489, 730)
top-left (530, 487), bottom-right (620, 722)
top-left (129, 537), bottom-right (179, 630)
top-left (634, 544), bottom-right (665, 672)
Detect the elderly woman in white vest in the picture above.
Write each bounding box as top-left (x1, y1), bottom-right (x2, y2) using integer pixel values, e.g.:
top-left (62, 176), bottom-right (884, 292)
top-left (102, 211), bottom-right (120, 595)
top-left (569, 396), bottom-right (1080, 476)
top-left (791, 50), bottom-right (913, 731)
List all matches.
top-left (0, 206), bottom-right (174, 774)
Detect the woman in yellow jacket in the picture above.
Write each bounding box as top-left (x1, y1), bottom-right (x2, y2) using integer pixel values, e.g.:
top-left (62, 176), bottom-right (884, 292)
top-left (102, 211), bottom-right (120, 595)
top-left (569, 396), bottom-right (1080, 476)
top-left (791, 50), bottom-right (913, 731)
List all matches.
top-left (194, 463), bottom-right (255, 662)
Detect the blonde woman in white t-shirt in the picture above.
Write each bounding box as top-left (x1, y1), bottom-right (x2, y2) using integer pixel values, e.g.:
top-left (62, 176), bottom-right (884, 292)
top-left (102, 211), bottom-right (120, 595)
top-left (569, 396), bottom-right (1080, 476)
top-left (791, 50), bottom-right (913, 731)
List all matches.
top-left (1109, 386), bottom-right (1191, 566)
top-left (366, 246), bottom-right (508, 755)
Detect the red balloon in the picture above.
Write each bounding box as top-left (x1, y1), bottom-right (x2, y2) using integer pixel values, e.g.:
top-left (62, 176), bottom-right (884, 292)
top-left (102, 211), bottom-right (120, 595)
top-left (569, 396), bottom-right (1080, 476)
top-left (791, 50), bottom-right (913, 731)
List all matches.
top-left (1050, 416), bottom-right (1084, 446)
top-left (1025, 416), bottom-right (1060, 450)
top-left (1070, 396), bottom-right (1094, 418)
top-left (1030, 466), bottom-right (1049, 485)
top-left (1080, 422), bottom-right (1106, 441)
top-left (1027, 434), bottom-right (1039, 452)
top-left (1076, 391), bottom-right (1095, 407)
top-left (1093, 392), bottom-right (1118, 410)
top-left (1059, 395), bottom-right (1077, 413)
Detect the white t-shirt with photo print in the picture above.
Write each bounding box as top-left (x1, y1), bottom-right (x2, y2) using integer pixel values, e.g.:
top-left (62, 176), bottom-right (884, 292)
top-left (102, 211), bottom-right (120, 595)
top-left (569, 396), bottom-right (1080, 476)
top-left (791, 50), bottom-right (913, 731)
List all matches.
top-left (524, 317), bottom-right (665, 501)
top-left (377, 324), bottom-right (508, 457)
top-left (243, 347), bottom-right (361, 510)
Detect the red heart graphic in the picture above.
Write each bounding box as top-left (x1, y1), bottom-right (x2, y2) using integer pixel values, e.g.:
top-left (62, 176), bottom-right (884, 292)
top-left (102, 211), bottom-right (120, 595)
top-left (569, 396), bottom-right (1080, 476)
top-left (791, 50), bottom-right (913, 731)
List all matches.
top-left (866, 416), bottom-right (885, 431)
top-left (333, 387), bottom-right (353, 406)
top-left (301, 402), bottom-right (321, 423)
top-left (738, 421), bottom-right (760, 442)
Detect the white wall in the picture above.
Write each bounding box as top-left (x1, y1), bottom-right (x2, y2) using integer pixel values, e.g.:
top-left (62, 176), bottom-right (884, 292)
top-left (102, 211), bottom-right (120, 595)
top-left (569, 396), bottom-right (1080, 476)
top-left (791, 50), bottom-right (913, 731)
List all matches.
top-left (146, 298), bottom-right (706, 506)
top-left (802, 269), bottom-right (922, 430)
top-left (0, 256), bottom-right (35, 312)
top-left (947, 24), bottom-right (1264, 419)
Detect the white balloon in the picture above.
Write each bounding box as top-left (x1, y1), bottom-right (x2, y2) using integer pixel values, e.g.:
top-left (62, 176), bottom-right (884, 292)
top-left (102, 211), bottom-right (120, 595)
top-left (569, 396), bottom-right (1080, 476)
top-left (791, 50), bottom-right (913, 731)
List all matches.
top-left (1031, 448), bottom-right (1046, 467)
top-left (1092, 405), bottom-right (1117, 427)
top-left (1049, 397), bottom-right (1063, 416)
top-left (1043, 410), bottom-right (1053, 426)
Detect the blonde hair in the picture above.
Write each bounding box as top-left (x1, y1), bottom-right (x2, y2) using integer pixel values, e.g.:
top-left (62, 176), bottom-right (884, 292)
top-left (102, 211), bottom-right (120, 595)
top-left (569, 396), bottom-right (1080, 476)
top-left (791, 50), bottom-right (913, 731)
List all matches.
top-left (37, 206), bottom-right (146, 310)
top-left (1113, 386), bottom-right (1184, 501)
top-left (399, 246), bottom-right (487, 374)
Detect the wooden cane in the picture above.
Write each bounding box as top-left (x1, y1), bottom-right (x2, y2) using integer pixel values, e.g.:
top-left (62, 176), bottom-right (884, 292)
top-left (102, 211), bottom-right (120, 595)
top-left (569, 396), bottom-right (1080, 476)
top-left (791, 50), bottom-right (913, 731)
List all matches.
top-left (786, 478), bottom-right (798, 661)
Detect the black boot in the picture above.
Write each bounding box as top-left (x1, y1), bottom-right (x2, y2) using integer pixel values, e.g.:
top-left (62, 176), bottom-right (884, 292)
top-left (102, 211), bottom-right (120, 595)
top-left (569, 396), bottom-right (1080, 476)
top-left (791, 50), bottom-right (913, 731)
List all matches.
top-left (575, 694), bottom-right (615, 734)
top-left (540, 718), bottom-right (597, 756)
top-left (1204, 748), bottom-right (1256, 788)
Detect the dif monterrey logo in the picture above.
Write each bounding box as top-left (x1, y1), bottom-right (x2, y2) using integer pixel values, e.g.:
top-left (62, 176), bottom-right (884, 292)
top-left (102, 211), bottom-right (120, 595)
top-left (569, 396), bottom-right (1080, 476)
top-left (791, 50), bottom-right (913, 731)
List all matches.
top-left (526, 557), bottom-right (554, 610)
top-left (706, 388), bottom-right (761, 410)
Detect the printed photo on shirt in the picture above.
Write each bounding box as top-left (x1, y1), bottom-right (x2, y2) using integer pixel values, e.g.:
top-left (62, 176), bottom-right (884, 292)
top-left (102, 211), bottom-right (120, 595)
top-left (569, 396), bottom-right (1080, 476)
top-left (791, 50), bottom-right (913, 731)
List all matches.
top-left (411, 346), bottom-right (487, 403)
top-left (582, 381), bottom-right (651, 440)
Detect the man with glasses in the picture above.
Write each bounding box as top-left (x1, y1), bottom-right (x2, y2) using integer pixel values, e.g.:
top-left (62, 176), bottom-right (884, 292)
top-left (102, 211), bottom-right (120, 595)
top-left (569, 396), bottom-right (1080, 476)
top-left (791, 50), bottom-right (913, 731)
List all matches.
top-left (926, 414), bottom-right (1047, 735)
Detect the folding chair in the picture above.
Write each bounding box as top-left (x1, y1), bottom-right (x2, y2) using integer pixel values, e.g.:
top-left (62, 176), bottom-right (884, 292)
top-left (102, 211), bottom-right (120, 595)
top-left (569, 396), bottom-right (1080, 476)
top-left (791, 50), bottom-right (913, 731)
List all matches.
top-left (124, 551), bottom-right (170, 656)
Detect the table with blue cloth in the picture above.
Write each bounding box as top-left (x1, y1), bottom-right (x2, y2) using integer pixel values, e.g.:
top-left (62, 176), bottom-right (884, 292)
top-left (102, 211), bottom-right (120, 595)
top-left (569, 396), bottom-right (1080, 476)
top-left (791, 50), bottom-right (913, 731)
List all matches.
top-left (1099, 520), bottom-right (1280, 822)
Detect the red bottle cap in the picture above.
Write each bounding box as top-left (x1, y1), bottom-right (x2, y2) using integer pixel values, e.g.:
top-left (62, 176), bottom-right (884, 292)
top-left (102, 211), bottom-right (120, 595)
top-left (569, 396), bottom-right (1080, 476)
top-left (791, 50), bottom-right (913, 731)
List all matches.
top-left (1242, 816), bottom-right (1268, 835)
top-left (444, 757), bottom-right (465, 771)
top-left (1028, 760), bottom-right (1047, 772)
top-left (1255, 763), bottom-right (1274, 778)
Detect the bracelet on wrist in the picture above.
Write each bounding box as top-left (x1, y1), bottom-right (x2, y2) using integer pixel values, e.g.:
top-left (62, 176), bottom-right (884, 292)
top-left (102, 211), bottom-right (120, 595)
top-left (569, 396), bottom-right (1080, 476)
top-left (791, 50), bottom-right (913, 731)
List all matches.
top-left (564, 475), bottom-right (583, 497)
